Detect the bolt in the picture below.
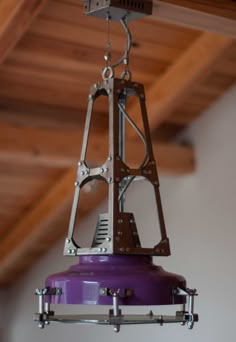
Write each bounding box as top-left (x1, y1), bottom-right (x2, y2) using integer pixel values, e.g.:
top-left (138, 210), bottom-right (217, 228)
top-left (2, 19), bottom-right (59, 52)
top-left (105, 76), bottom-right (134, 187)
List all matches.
top-left (106, 237), bottom-right (111, 242)
top-left (100, 168), bottom-right (104, 173)
top-left (93, 83), bottom-right (99, 89)
top-left (74, 181), bottom-right (79, 187)
top-left (85, 170), bottom-right (89, 176)
top-left (105, 168), bottom-right (109, 173)
top-left (102, 248), bottom-right (107, 252)
top-left (66, 238), bottom-right (70, 243)
top-left (108, 156), bottom-right (112, 161)
top-left (67, 249), bottom-right (71, 254)
top-left (78, 161), bottom-right (82, 166)
top-left (114, 325), bottom-right (120, 333)
top-left (98, 248), bottom-right (102, 252)
top-left (108, 177), bottom-right (112, 183)
top-left (81, 171), bottom-right (85, 176)
top-left (100, 288), bottom-right (106, 295)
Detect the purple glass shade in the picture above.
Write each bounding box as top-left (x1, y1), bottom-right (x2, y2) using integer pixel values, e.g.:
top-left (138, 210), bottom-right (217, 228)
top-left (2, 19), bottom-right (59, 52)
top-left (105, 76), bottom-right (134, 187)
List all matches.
top-left (46, 256), bottom-right (186, 306)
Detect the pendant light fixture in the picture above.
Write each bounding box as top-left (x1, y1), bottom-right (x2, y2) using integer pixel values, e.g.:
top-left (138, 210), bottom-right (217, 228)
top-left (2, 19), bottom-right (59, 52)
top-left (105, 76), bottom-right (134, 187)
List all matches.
top-left (35, 0), bottom-right (198, 333)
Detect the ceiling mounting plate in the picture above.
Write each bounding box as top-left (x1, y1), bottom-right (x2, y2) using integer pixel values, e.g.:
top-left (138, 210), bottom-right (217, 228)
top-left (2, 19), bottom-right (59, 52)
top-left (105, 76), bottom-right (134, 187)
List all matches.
top-left (84, 0), bottom-right (153, 21)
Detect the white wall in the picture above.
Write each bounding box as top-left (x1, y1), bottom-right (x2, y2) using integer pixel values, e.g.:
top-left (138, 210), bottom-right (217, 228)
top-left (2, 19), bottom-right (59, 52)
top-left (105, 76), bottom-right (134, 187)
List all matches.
top-left (3, 84), bottom-right (236, 342)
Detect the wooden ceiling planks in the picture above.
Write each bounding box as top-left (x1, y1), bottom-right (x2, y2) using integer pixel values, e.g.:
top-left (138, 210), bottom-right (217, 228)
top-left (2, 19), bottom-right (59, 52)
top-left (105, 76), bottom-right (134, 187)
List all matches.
top-left (0, 0), bottom-right (49, 64)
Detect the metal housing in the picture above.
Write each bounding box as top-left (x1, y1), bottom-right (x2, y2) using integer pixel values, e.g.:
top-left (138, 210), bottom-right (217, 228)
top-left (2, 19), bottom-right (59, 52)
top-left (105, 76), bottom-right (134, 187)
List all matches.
top-left (84, 0), bottom-right (153, 21)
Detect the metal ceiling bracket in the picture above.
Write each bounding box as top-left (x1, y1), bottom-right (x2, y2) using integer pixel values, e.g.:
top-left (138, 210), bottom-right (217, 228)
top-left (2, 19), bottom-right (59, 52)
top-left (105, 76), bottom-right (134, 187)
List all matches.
top-left (84, 0), bottom-right (153, 21)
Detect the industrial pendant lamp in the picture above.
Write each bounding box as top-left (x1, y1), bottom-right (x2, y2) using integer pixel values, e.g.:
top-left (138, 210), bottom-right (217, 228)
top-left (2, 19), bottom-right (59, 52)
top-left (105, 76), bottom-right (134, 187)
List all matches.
top-left (35, 0), bottom-right (198, 332)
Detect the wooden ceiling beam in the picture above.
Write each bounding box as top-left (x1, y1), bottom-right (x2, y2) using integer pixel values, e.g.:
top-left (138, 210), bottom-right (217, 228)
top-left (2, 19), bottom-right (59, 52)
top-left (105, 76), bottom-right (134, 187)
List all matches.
top-left (0, 168), bottom-right (107, 286)
top-left (127, 32), bottom-right (233, 137)
top-left (0, 124), bottom-right (195, 175)
top-left (0, 0), bottom-right (48, 64)
top-left (153, 1), bottom-right (236, 38)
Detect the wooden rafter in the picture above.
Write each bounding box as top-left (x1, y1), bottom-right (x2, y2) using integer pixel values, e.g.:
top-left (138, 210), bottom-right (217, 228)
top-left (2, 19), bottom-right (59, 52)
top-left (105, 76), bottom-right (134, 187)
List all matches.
top-left (153, 0), bottom-right (236, 37)
top-left (127, 32), bottom-right (233, 137)
top-left (0, 0), bottom-right (48, 64)
top-left (0, 124), bottom-right (195, 175)
top-left (0, 168), bottom-right (107, 285)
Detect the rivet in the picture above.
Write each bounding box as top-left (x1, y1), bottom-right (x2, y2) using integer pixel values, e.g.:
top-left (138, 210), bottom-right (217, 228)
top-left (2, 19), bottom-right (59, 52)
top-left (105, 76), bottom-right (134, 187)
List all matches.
top-left (98, 248), bottom-right (102, 252)
top-left (118, 219), bottom-right (123, 224)
top-left (105, 168), bottom-right (109, 173)
top-left (108, 177), bottom-right (112, 183)
top-left (88, 94), bottom-right (93, 100)
top-left (94, 83), bottom-right (99, 89)
top-left (74, 181), bottom-right (79, 187)
top-left (85, 170), bottom-right (89, 176)
top-left (106, 237), bottom-right (111, 242)
top-left (102, 248), bottom-right (107, 252)
top-left (67, 249), bottom-right (72, 254)
top-left (78, 161), bottom-right (82, 166)
top-left (100, 168), bottom-right (104, 173)
top-left (66, 238), bottom-right (70, 243)
top-left (107, 89), bottom-right (111, 95)
top-left (81, 171), bottom-right (85, 176)
top-left (108, 156), bottom-right (112, 161)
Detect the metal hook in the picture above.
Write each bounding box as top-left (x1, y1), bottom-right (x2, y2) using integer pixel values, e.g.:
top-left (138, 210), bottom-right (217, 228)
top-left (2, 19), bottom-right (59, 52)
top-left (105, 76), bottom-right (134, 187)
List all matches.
top-left (102, 17), bottom-right (132, 80)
